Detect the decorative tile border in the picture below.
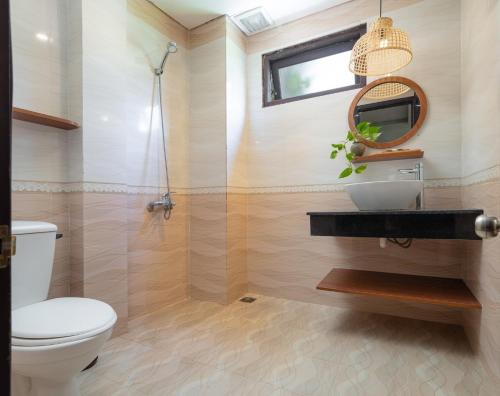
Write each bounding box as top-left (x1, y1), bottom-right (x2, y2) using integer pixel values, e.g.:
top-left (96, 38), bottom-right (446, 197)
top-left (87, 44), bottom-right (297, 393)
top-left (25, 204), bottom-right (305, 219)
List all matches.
top-left (423, 178), bottom-right (462, 188)
top-left (11, 181), bottom-right (225, 195)
top-left (231, 178), bottom-right (463, 194)
top-left (11, 168), bottom-right (499, 195)
top-left (12, 180), bottom-right (68, 193)
top-left (462, 165), bottom-right (500, 186)
top-left (129, 186), bottom-right (228, 195)
top-left (12, 181), bottom-right (128, 193)
top-left (127, 185), bottom-right (175, 195)
top-left (183, 186), bottom-right (227, 195)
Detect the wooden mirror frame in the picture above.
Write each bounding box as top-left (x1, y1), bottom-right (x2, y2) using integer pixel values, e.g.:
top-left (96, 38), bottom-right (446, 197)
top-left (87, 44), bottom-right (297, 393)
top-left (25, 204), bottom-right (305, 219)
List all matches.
top-left (348, 76), bottom-right (428, 149)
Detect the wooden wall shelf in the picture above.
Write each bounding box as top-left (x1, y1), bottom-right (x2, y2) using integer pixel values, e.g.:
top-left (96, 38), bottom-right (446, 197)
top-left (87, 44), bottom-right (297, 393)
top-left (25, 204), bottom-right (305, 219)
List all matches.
top-left (352, 149), bottom-right (424, 163)
top-left (317, 268), bottom-right (481, 309)
top-left (13, 107), bottom-right (80, 130)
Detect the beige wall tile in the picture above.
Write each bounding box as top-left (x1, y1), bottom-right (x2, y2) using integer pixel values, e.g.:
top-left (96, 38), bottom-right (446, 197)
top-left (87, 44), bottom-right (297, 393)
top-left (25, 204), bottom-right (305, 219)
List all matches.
top-left (188, 36), bottom-right (227, 188)
top-left (126, 0), bottom-right (190, 190)
top-left (462, 181), bottom-right (500, 382)
top-left (80, 193), bottom-right (128, 335)
top-left (460, 0), bottom-right (500, 381)
top-left (228, 193), bottom-right (247, 301)
top-left (127, 0), bottom-right (188, 48)
top-left (127, 193), bottom-right (189, 319)
top-left (11, 0), bottom-right (68, 117)
top-left (188, 16), bottom-right (226, 50)
top-left (461, 0), bottom-right (500, 177)
top-left (189, 194), bottom-right (228, 304)
top-left (69, 192), bottom-right (84, 298)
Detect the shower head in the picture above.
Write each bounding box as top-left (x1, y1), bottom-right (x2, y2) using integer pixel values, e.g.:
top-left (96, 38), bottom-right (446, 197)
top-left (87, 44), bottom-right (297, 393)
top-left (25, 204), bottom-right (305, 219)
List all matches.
top-left (166, 41), bottom-right (177, 53)
top-left (155, 41), bottom-right (178, 76)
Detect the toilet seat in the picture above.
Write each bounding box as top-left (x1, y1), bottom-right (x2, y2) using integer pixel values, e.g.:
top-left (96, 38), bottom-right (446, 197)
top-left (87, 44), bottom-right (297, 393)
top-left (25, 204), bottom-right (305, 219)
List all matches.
top-left (12, 317), bottom-right (116, 347)
top-left (12, 297), bottom-right (117, 347)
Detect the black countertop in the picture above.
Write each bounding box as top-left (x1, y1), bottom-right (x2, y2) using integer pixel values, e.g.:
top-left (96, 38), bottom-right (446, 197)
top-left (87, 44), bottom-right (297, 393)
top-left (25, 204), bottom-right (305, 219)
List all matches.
top-left (307, 209), bottom-right (482, 215)
top-left (307, 209), bottom-right (483, 240)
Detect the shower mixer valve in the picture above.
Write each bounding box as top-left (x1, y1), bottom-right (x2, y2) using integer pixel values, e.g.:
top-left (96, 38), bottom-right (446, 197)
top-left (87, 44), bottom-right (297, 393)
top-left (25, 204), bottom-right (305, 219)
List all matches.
top-left (146, 193), bottom-right (175, 213)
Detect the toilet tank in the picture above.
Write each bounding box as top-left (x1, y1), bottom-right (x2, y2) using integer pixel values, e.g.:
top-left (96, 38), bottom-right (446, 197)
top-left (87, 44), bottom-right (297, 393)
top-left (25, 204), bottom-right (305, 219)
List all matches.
top-left (11, 221), bottom-right (57, 310)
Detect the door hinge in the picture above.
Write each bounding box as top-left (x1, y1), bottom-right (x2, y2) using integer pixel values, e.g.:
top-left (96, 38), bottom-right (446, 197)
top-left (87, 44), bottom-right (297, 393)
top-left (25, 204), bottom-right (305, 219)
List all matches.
top-left (0, 225), bottom-right (16, 269)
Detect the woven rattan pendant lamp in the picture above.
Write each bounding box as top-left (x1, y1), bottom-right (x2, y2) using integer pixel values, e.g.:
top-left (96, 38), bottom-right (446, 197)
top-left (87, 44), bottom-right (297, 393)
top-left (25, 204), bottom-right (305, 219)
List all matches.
top-left (349, 0), bottom-right (412, 76)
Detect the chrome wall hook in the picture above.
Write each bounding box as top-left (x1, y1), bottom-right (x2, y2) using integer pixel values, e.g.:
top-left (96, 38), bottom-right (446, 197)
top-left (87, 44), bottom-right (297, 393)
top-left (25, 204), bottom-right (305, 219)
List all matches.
top-left (475, 214), bottom-right (500, 239)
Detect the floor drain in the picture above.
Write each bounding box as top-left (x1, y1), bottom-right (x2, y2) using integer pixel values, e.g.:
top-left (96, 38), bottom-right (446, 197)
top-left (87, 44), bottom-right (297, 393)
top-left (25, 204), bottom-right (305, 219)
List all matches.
top-left (239, 296), bottom-right (256, 303)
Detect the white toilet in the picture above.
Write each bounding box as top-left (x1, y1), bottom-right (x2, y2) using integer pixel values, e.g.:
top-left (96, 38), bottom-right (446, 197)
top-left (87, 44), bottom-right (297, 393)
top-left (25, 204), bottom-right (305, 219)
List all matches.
top-left (11, 221), bottom-right (117, 396)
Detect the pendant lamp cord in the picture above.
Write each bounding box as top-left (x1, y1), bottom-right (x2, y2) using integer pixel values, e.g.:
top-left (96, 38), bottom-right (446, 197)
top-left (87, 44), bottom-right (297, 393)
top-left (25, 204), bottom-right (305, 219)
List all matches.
top-left (379, 0), bottom-right (382, 17)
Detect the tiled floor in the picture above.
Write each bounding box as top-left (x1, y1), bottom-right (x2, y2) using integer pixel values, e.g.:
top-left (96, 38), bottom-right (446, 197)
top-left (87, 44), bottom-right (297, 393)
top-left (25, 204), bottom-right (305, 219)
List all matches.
top-left (79, 295), bottom-right (496, 395)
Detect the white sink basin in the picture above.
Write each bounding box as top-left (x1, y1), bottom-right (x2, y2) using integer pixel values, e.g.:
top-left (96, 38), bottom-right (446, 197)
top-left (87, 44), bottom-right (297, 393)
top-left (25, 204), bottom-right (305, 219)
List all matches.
top-left (345, 180), bottom-right (423, 210)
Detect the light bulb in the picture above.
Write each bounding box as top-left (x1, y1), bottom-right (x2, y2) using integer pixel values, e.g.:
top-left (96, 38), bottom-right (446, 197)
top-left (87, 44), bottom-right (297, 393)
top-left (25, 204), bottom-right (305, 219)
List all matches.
top-left (35, 32), bottom-right (50, 42)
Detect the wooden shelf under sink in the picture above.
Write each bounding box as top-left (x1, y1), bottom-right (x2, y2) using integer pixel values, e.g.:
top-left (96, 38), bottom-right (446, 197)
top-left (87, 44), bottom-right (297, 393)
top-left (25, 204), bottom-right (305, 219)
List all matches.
top-left (13, 107), bottom-right (80, 130)
top-left (352, 149), bottom-right (424, 163)
top-left (317, 268), bottom-right (481, 309)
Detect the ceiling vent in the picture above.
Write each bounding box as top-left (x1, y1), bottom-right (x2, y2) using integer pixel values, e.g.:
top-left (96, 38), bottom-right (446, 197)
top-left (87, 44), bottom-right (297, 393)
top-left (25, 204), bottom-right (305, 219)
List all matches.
top-left (232, 7), bottom-right (274, 36)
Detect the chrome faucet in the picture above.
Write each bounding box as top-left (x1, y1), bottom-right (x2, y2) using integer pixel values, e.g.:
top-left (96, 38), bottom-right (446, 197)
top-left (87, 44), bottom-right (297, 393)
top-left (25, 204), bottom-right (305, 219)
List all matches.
top-left (147, 192), bottom-right (175, 214)
top-left (399, 162), bottom-right (424, 209)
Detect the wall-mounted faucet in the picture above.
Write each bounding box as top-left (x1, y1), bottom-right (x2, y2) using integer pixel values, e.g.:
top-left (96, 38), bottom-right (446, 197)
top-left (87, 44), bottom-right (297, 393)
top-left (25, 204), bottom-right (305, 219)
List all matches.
top-left (147, 192), bottom-right (175, 219)
top-left (398, 162), bottom-right (424, 209)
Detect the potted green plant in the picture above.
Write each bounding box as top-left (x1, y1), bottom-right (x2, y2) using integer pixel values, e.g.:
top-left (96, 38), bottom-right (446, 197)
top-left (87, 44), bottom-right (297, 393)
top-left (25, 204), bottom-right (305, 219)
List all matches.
top-left (330, 121), bottom-right (381, 178)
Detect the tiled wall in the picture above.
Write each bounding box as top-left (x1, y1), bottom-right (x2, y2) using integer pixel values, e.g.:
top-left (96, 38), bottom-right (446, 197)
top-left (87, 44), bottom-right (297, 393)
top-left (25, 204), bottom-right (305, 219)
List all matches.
top-left (188, 18), bottom-right (227, 190)
top-left (189, 194), bottom-right (228, 303)
top-left (246, 187), bottom-right (465, 324)
top-left (227, 193), bottom-right (247, 302)
top-left (79, 193), bottom-right (128, 335)
top-left (241, 0), bottom-right (464, 322)
top-left (460, 0), bottom-right (500, 383)
top-left (225, 22), bottom-right (249, 302)
top-left (460, 0), bottom-right (500, 177)
top-left (127, 193), bottom-right (189, 319)
top-left (11, 0), bottom-right (68, 118)
top-left (188, 18), bottom-right (228, 304)
top-left (126, 0), bottom-right (190, 191)
top-left (462, 182), bottom-right (500, 381)
top-left (125, 0), bottom-right (190, 320)
top-left (11, 0), bottom-right (191, 334)
top-left (244, 0), bottom-right (461, 187)
top-left (11, 0), bottom-right (71, 185)
top-left (226, 21), bottom-right (248, 189)
top-left (188, 17), bottom-right (248, 304)
top-left (11, 0), bottom-right (71, 298)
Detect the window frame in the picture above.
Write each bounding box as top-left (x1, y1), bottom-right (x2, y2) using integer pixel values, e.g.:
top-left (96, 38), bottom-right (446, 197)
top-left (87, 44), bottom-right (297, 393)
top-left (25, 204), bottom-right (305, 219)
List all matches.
top-left (354, 95), bottom-right (420, 127)
top-left (262, 24), bottom-right (367, 107)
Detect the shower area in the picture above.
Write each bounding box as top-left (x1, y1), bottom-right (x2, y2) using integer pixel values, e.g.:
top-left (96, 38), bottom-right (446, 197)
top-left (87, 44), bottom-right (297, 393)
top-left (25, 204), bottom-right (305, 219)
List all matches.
top-left (124, 1), bottom-right (248, 321)
top-left (11, 0), bottom-right (247, 336)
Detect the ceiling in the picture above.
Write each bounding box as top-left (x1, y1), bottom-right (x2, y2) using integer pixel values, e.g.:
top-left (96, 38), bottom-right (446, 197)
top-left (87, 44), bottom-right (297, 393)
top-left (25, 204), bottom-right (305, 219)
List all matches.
top-left (150, 0), bottom-right (351, 30)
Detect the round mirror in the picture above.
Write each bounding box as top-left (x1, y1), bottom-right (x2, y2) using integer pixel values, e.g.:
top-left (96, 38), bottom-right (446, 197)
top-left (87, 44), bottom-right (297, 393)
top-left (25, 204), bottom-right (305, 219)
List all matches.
top-left (348, 76), bottom-right (427, 148)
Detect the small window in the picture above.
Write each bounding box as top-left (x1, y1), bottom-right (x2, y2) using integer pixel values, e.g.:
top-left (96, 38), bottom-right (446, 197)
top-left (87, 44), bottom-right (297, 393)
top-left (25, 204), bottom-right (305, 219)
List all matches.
top-left (262, 25), bottom-right (366, 107)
